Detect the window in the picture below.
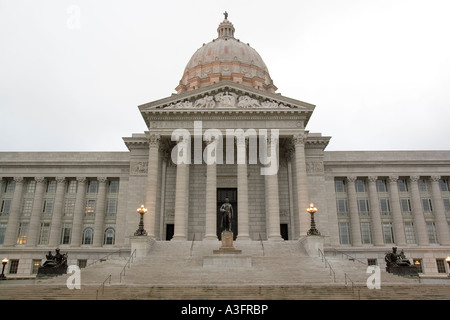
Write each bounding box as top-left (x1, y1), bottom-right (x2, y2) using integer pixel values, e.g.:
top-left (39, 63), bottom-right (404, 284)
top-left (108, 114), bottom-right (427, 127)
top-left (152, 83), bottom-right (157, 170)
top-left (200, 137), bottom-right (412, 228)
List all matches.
top-left (418, 179), bottom-right (428, 192)
top-left (9, 259), bottom-right (19, 274)
top-left (109, 180), bottom-right (119, 193)
top-left (39, 223), bottom-right (50, 245)
top-left (106, 199), bottom-right (117, 217)
top-left (5, 180), bottom-right (15, 193)
top-left (0, 223), bottom-right (7, 244)
top-left (82, 228), bottom-right (93, 245)
top-left (382, 222), bottom-right (394, 244)
top-left (87, 180), bottom-right (98, 193)
top-left (46, 180), bottom-right (57, 193)
top-left (78, 259), bottom-right (87, 269)
top-left (443, 198), bottom-right (450, 212)
top-left (357, 199), bottom-right (369, 215)
top-left (361, 222), bottom-right (372, 244)
top-left (67, 180), bottom-right (77, 194)
top-left (338, 222), bottom-right (350, 245)
top-left (17, 223), bottom-right (29, 244)
top-left (400, 198), bottom-right (411, 213)
top-left (22, 199), bottom-right (33, 216)
top-left (104, 228), bottom-right (115, 245)
top-left (26, 180), bottom-right (36, 193)
top-left (376, 179), bottom-right (388, 193)
top-left (335, 179), bottom-right (346, 193)
top-left (1, 199), bottom-right (11, 216)
top-left (43, 199), bottom-right (54, 215)
top-left (336, 199), bottom-right (348, 215)
top-left (397, 179), bottom-right (408, 192)
top-left (85, 200), bottom-right (96, 216)
top-left (31, 259), bottom-right (41, 274)
top-left (436, 259), bottom-right (447, 273)
top-left (64, 199), bottom-right (75, 216)
top-left (439, 179), bottom-right (449, 192)
top-left (368, 259), bottom-right (378, 266)
top-left (413, 259), bottom-right (423, 273)
top-left (355, 179), bottom-right (366, 193)
top-left (404, 222), bottom-right (416, 244)
top-left (60, 224), bottom-right (72, 245)
top-left (379, 198), bottom-right (390, 215)
top-left (426, 222), bottom-right (438, 243)
top-left (422, 198), bottom-right (433, 213)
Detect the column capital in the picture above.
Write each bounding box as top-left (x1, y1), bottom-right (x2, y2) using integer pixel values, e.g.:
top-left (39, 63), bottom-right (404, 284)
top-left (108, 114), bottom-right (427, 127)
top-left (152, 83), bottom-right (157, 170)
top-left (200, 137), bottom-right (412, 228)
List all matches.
top-left (13, 176), bottom-right (24, 184)
top-left (76, 176), bottom-right (86, 183)
top-left (368, 176), bottom-right (378, 183)
top-left (409, 175), bottom-right (420, 182)
top-left (430, 175), bottom-right (441, 182)
top-left (34, 176), bottom-right (46, 184)
top-left (388, 175), bottom-right (399, 183)
top-left (292, 132), bottom-right (307, 146)
top-left (346, 176), bottom-right (357, 183)
top-left (55, 176), bottom-right (66, 184)
top-left (97, 176), bottom-right (108, 183)
top-left (148, 133), bottom-right (161, 146)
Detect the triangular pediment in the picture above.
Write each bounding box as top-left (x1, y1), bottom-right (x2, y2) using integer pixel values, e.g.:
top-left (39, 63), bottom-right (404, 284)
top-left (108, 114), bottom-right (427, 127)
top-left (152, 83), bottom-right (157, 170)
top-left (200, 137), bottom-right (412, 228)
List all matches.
top-left (139, 81), bottom-right (315, 112)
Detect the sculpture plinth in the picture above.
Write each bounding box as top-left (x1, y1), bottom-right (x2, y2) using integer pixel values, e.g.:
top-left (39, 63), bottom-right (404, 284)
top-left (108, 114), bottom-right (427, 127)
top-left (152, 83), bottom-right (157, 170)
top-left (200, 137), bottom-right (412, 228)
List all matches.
top-left (213, 231), bottom-right (241, 254)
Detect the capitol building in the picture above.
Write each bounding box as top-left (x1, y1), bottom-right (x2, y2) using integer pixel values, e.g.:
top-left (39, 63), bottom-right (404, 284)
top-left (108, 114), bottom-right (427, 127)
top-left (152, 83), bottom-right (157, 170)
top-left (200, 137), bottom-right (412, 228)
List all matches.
top-left (1, 14), bottom-right (450, 279)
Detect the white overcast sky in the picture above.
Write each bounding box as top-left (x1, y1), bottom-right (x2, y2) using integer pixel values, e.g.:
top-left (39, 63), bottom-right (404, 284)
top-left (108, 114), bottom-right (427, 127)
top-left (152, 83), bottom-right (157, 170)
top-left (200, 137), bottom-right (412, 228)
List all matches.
top-left (0, 0), bottom-right (449, 152)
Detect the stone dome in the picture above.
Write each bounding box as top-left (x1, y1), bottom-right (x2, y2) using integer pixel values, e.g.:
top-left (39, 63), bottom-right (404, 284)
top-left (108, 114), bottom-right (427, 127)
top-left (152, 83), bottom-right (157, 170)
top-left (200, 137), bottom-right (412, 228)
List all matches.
top-left (175, 14), bottom-right (277, 94)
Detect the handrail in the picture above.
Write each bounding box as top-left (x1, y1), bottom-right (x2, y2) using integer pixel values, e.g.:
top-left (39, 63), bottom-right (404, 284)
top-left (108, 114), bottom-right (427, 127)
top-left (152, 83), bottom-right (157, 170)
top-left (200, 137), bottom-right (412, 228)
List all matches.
top-left (318, 249), bottom-right (336, 282)
top-left (190, 233), bottom-right (196, 256)
top-left (96, 274), bottom-right (111, 300)
top-left (330, 249), bottom-right (367, 265)
top-left (259, 233), bottom-right (265, 256)
top-left (119, 249), bottom-right (136, 283)
top-left (87, 250), bottom-right (122, 267)
top-left (344, 273), bottom-right (361, 300)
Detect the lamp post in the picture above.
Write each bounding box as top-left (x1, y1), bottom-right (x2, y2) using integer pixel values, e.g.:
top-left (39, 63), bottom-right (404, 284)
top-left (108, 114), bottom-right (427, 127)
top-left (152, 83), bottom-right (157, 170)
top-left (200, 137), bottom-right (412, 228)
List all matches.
top-left (1, 258), bottom-right (8, 280)
top-left (446, 256), bottom-right (450, 277)
top-left (306, 203), bottom-right (320, 236)
top-left (134, 205), bottom-right (148, 236)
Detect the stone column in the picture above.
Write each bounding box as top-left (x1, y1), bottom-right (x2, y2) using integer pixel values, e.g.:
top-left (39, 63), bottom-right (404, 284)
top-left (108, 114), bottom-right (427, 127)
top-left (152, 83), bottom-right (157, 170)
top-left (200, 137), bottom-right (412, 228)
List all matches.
top-left (93, 177), bottom-right (108, 247)
top-left (293, 132), bottom-right (310, 237)
top-left (3, 177), bottom-right (24, 246)
top-left (71, 177), bottom-right (86, 247)
top-left (145, 133), bottom-right (161, 239)
top-left (347, 176), bottom-right (362, 246)
top-left (430, 176), bottom-right (450, 245)
top-left (368, 176), bottom-right (384, 246)
top-left (264, 134), bottom-right (282, 240)
top-left (204, 139), bottom-right (218, 240)
top-left (48, 177), bottom-right (66, 247)
top-left (27, 177), bottom-right (46, 247)
top-left (172, 137), bottom-right (189, 240)
top-left (236, 136), bottom-right (250, 240)
top-left (388, 176), bottom-right (407, 246)
top-left (158, 150), bottom-right (169, 240)
top-left (409, 176), bottom-right (429, 246)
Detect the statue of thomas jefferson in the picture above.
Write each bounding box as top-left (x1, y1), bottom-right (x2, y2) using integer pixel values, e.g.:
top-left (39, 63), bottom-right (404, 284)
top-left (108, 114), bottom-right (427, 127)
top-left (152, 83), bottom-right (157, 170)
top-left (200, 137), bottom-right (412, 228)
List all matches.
top-left (219, 197), bottom-right (233, 232)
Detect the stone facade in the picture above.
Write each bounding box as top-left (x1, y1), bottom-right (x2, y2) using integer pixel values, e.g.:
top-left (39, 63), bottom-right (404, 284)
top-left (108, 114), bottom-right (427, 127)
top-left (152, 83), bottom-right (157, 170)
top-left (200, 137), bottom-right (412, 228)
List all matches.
top-left (1, 16), bottom-right (449, 278)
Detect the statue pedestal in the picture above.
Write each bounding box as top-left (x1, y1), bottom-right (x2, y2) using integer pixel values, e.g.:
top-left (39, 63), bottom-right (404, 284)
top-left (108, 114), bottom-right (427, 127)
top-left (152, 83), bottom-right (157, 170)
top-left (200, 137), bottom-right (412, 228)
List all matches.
top-left (213, 231), bottom-right (241, 254)
top-left (301, 235), bottom-right (324, 257)
top-left (130, 235), bottom-right (149, 258)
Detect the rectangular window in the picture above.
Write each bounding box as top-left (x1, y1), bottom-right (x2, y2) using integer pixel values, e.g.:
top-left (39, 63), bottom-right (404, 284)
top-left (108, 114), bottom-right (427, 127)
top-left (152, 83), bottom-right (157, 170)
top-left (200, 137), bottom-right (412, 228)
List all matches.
top-left (26, 180), bottom-right (36, 193)
top-left (336, 199), bottom-right (348, 215)
top-left (439, 179), bottom-right (449, 192)
top-left (60, 224), bottom-right (72, 245)
top-left (67, 180), bottom-right (77, 194)
top-left (443, 198), bottom-right (450, 212)
top-left (64, 199), bottom-right (75, 216)
top-left (398, 179), bottom-right (408, 192)
top-left (404, 222), bottom-right (416, 244)
top-left (31, 259), bottom-right (41, 274)
top-left (43, 199), bottom-right (54, 215)
top-left (17, 223), bottom-right (29, 244)
top-left (338, 222), bottom-right (350, 245)
top-left (426, 221), bottom-right (438, 243)
top-left (357, 199), bottom-right (369, 215)
top-left (0, 223), bottom-right (7, 244)
top-left (22, 199), bottom-right (33, 216)
top-left (335, 179), bottom-right (346, 193)
top-left (422, 198), bottom-right (433, 213)
top-left (400, 198), bottom-right (411, 213)
top-left (78, 259), bottom-right (87, 269)
top-left (436, 259), bottom-right (447, 273)
top-left (368, 259), bottom-right (378, 266)
top-left (106, 199), bottom-right (117, 217)
top-left (413, 259), bottom-right (423, 273)
top-left (87, 180), bottom-right (98, 193)
top-left (1, 199), bottom-right (11, 216)
top-left (9, 259), bottom-right (19, 274)
top-left (39, 223), bottom-right (50, 245)
top-left (418, 179), bottom-right (428, 192)
top-left (382, 222), bottom-right (394, 244)
top-left (361, 222), bottom-right (372, 244)
top-left (85, 200), bottom-right (96, 216)
top-left (355, 179), bottom-right (366, 193)
top-left (5, 180), bottom-right (15, 193)
top-left (109, 180), bottom-right (119, 193)
top-left (46, 180), bottom-right (57, 193)
top-left (376, 179), bottom-right (388, 193)
top-left (379, 198), bottom-right (390, 215)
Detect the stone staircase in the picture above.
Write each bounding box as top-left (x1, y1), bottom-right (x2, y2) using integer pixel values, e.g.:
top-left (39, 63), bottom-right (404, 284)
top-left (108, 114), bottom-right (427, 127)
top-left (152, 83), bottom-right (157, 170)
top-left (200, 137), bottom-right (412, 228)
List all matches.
top-left (0, 240), bottom-right (447, 300)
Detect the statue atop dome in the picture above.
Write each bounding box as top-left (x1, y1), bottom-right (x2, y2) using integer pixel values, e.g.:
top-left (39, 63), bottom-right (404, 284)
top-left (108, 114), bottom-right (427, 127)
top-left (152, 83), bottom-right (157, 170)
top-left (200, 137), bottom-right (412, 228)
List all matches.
top-left (223, 11), bottom-right (228, 20)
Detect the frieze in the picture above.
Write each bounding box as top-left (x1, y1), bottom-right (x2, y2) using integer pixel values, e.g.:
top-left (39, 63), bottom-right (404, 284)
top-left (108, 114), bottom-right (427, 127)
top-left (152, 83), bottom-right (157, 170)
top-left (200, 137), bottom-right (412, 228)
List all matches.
top-left (306, 161), bottom-right (324, 175)
top-left (130, 161), bottom-right (148, 175)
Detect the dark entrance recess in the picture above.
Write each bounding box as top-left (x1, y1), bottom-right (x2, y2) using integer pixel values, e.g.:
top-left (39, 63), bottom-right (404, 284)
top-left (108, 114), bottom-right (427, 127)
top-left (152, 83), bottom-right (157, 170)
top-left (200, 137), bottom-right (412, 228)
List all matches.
top-left (216, 188), bottom-right (238, 240)
top-left (166, 224), bottom-right (174, 241)
top-left (280, 224), bottom-right (289, 240)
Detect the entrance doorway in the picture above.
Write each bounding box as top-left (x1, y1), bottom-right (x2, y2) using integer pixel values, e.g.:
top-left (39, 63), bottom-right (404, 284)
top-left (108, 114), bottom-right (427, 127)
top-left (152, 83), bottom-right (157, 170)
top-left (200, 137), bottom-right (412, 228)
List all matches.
top-left (217, 188), bottom-right (238, 240)
top-left (280, 224), bottom-right (289, 240)
top-left (166, 224), bottom-right (174, 241)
